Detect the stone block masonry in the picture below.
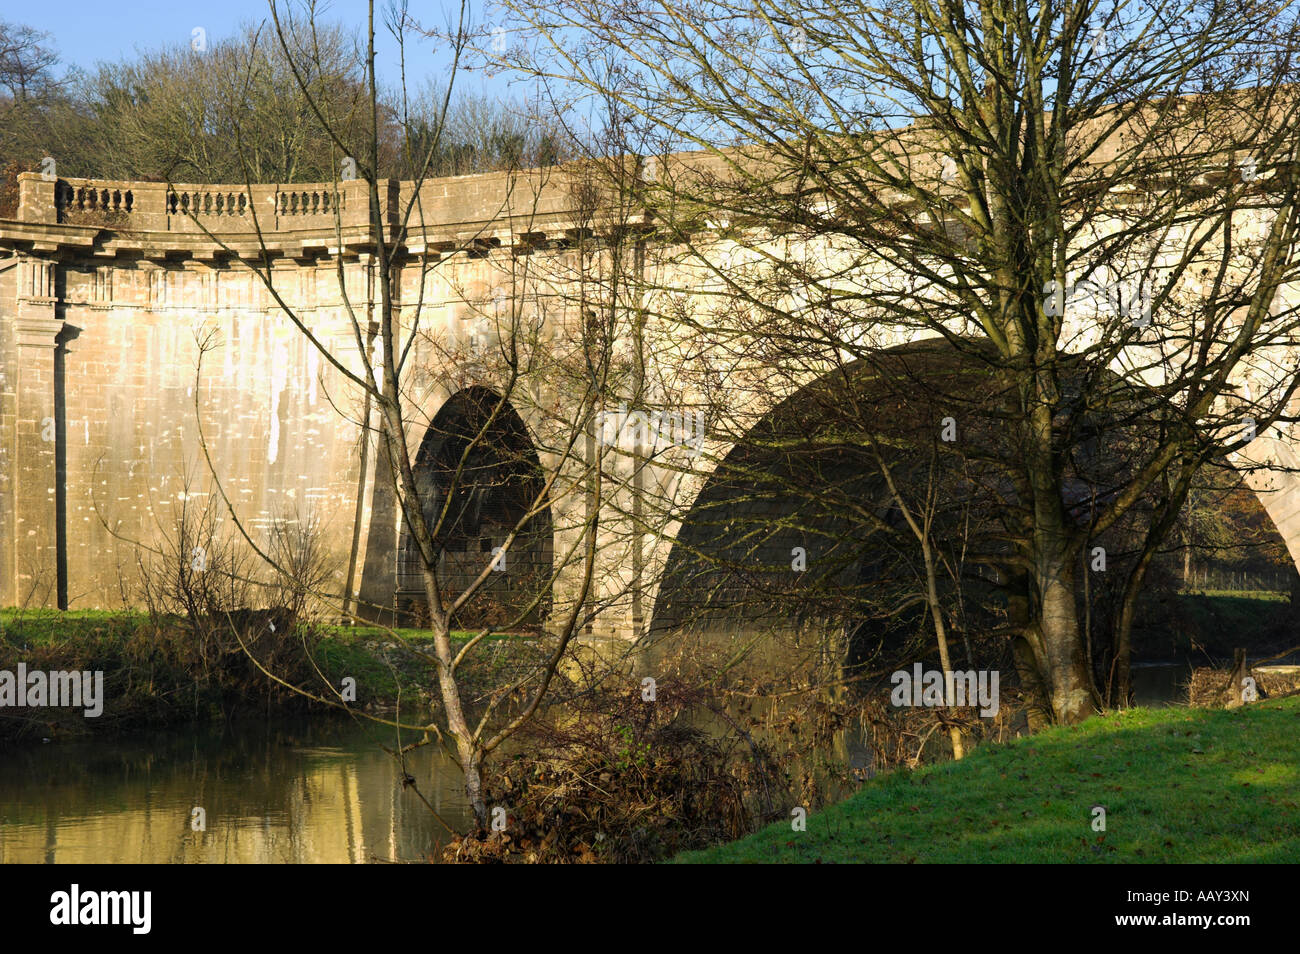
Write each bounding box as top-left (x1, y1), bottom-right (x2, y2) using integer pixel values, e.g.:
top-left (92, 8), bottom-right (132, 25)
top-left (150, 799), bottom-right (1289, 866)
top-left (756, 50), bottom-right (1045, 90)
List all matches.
top-left (3, 160), bottom-right (1300, 643)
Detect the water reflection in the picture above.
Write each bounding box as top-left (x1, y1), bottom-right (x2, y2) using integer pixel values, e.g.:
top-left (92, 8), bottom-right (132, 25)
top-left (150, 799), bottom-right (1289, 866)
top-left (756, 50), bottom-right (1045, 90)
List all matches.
top-left (0, 717), bottom-right (472, 864)
top-left (1131, 662), bottom-right (1193, 708)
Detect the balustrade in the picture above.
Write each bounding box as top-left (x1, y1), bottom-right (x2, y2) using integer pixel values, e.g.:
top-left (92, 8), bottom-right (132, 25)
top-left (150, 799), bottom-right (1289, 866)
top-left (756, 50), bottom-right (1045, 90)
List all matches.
top-left (56, 182), bottom-right (134, 216)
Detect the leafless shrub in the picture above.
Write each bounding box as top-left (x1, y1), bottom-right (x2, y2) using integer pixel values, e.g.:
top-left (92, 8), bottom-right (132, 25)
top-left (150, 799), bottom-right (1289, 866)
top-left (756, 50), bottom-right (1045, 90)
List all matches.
top-left (442, 672), bottom-right (786, 863)
top-left (261, 506), bottom-right (340, 625)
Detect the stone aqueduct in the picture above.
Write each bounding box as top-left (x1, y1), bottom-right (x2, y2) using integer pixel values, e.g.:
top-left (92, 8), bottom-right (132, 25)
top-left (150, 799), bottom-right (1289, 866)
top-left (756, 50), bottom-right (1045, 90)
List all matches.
top-left (3, 165), bottom-right (1300, 640)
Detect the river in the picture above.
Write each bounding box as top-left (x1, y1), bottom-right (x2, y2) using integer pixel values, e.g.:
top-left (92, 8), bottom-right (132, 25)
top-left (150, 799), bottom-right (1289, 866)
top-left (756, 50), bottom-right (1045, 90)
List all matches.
top-left (0, 716), bottom-right (473, 863)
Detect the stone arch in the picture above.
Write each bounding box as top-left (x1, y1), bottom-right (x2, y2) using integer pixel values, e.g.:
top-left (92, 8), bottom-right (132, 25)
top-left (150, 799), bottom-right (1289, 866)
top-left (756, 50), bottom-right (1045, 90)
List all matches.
top-left (1236, 435), bottom-right (1300, 582)
top-left (391, 385), bottom-right (555, 628)
top-left (645, 339), bottom-right (1300, 670)
top-left (644, 340), bottom-right (979, 666)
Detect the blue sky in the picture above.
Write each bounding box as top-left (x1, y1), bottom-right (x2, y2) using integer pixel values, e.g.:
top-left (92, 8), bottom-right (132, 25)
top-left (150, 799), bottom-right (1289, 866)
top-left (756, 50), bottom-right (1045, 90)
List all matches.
top-left (16, 0), bottom-right (514, 99)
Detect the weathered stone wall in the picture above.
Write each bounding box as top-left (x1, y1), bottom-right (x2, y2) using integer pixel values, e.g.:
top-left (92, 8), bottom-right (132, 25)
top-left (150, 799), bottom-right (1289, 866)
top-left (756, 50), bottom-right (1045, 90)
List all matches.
top-left (4, 255), bottom-right (378, 613)
top-left (0, 165), bottom-right (648, 633)
top-left (5, 165), bottom-right (1300, 646)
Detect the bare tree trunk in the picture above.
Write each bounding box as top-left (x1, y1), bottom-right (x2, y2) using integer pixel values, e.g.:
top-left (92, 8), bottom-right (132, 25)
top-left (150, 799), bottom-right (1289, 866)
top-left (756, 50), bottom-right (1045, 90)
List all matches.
top-left (1021, 503), bottom-right (1089, 725)
top-left (1111, 572), bottom-right (1142, 709)
top-left (921, 540), bottom-right (965, 759)
top-left (1036, 551), bottom-right (1094, 723)
top-left (869, 436), bottom-right (968, 757)
top-left (1012, 634), bottom-right (1052, 732)
top-left (343, 349), bottom-right (374, 618)
top-left (1112, 530), bottom-right (1170, 708)
top-left (1021, 381), bottom-right (1096, 723)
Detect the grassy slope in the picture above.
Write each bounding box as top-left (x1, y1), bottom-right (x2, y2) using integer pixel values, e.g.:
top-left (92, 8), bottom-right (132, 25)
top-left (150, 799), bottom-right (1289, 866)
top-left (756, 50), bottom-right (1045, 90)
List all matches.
top-left (676, 696), bottom-right (1300, 863)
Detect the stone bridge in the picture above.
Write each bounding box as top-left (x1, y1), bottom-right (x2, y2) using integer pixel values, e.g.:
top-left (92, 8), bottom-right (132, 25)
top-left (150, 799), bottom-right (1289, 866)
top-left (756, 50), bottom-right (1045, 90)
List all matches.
top-left (2, 163), bottom-right (1299, 640)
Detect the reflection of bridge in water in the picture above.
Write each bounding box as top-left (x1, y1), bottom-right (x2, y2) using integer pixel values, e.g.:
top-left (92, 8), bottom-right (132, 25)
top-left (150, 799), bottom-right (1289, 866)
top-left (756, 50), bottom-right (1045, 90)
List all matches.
top-left (0, 718), bottom-right (471, 864)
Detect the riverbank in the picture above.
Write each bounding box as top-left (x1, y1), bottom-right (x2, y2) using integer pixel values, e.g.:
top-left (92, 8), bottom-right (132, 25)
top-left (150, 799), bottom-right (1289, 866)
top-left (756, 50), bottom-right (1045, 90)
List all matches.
top-left (675, 695), bottom-right (1300, 863)
top-left (0, 609), bottom-right (538, 743)
top-left (1131, 590), bottom-right (1297, 661)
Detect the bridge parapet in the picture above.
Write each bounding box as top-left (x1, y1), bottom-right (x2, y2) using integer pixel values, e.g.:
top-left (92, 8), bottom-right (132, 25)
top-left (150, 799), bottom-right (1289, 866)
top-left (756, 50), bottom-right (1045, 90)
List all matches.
top-left (7, 164), bottom-right (647, 250)
top-left (14, 172), bottom-right (374, 233)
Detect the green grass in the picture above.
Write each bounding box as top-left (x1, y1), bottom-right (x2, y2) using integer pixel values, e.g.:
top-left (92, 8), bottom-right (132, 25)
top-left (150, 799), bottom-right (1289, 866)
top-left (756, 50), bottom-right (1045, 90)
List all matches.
top-left (0, 608), bottom-right (543, 739)
top-left (1182, 590), bottom-right (1288, 601)
top-left (675, 696), bottom-right (1300, 863)
top-left (312, 624), bottom-right (532, 701)
top-left (0, 609), bottom-right (136, 646)
top-left (0, 609), bottom-right (517, 647)
top-left (0, 610), bottom-right (520, 660)
top-left (317, 622), bottom-right (522, 642)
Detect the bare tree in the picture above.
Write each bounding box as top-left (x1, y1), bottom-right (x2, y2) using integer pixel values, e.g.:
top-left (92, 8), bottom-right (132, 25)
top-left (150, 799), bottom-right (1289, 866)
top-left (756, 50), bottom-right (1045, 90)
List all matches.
top-left (0, 20), bottom-right (57, 101)
top-left (128, 0), bottom-right (686, 829)
top-left (502, 0), bottom-right (1300, 722)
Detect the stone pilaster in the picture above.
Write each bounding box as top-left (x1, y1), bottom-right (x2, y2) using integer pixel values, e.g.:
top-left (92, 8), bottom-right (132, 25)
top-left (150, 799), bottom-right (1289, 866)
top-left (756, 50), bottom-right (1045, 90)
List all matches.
top-left (12, 254), bottom-right (63, 608)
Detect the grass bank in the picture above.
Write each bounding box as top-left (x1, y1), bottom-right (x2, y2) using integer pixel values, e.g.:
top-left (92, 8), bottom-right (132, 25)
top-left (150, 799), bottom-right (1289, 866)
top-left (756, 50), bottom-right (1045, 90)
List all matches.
top-left (0, 609), bottom-right (537, 743)
top-left (676, 695), bottom-right (1300, 863)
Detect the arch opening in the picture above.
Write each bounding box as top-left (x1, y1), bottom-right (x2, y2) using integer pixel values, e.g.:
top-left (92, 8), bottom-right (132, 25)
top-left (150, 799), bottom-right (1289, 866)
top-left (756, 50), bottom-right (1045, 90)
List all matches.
top-left (648, 340), bottom-right (1300, 692)
top-left (398, 387), bottom-right (553, 630)
top-left (648, 341), bottom-right (1008, 680)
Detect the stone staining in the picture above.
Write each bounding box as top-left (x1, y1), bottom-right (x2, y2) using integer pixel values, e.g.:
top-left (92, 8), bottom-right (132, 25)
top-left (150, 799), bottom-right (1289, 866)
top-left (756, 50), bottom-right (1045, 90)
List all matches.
top-left (3, 166), bottom-right (1296, 643)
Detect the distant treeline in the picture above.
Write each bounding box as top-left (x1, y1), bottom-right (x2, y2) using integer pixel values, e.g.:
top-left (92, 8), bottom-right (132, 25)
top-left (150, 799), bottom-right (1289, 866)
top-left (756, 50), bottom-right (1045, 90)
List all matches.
top-left (0, 17), bottom-right (569, 186)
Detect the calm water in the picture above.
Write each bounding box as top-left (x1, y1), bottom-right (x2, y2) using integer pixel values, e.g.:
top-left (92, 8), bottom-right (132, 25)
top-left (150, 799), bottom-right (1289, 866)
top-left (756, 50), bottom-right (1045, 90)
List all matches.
top-left (1131, 661), bottom-right (1194, 708)
top-left (0, 716), bottom-right (473, 864)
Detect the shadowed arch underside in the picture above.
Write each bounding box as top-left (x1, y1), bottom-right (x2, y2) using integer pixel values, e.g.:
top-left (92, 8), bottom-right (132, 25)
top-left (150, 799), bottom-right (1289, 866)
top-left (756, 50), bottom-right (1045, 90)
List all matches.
top-left (396, 387), bottom-right (554, 629)
top-left (649, 338), bottom-right (1300, 686)
top-left (648, 342), bottom-right (1002, 674)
